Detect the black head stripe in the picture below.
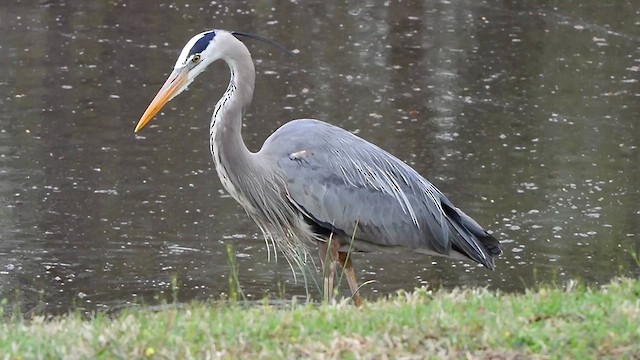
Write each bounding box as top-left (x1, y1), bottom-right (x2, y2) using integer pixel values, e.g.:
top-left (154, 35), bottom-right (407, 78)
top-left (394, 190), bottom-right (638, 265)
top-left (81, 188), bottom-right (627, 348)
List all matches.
top-left (188, 31), bottom-right (216, 56)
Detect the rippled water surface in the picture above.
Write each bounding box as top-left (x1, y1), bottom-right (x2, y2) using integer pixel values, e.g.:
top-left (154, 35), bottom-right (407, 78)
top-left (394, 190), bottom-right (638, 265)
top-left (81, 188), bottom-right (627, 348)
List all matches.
top-left (0, 0), bottom-right (638, 315)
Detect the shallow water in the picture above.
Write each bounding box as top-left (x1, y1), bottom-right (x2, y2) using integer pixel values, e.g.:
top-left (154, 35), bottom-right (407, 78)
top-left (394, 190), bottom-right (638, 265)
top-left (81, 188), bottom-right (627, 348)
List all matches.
top-left (0, 0), bottom-right (638, 315)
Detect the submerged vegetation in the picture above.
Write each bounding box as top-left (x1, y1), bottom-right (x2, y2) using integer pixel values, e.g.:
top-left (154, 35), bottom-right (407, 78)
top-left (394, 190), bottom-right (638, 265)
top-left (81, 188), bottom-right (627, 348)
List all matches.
top-left (0, 277), bottom-right (638, 359)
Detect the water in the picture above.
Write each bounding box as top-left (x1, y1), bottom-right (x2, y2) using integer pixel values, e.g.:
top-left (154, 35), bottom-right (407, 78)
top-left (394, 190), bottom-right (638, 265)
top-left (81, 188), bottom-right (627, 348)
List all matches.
top-left (0, 0), bottom-right (638, 315)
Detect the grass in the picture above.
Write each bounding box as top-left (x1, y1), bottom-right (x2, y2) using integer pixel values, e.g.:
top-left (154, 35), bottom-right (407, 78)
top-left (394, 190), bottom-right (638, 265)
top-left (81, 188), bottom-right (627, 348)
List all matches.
top-left (0, 278), bottom-right (638, 359)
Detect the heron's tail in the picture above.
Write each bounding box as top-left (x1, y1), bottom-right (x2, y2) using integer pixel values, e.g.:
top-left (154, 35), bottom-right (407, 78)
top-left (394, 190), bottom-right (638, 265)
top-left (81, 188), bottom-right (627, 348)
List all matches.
top-left (441, 202), bottom-right (502, 270)
top-left (478, 232), bottom-right (502, 257)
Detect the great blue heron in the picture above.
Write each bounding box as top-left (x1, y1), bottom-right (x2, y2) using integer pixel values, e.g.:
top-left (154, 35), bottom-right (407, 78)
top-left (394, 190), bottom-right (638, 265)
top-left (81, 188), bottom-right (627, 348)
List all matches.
top-left (134, 29), bottom-right (502, 306)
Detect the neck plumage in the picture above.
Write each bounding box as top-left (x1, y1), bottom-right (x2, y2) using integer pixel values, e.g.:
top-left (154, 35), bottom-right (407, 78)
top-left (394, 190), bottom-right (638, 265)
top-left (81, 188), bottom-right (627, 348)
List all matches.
top-left (207, 37), bottom-right (304, 261)
top-left (209, 41), bottom-right (257, 203)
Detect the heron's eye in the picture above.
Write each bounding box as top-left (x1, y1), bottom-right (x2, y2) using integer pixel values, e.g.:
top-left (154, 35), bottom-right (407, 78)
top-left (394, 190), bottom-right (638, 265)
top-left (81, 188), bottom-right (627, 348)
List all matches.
top-left (192, 54), bottom-right (201, 63)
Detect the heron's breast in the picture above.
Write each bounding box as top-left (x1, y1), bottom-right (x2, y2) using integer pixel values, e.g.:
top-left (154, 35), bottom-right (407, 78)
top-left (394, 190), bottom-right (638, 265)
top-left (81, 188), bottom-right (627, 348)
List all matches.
top-left (210, 144), bottom-right (249, 210)
top-left (216, 164), bottom-right (242, 202)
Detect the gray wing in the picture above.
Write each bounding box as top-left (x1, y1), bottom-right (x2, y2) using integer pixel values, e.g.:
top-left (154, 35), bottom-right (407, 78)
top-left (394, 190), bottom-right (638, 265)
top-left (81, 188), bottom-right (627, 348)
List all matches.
top-left (260, 119), bottom-right (501, 269)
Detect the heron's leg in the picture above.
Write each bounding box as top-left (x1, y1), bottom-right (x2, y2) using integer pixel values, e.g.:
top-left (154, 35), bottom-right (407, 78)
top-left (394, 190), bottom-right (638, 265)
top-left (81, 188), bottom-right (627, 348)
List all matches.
top-left (317, 238), bottom-right (339, 303)
top-left (338, 252), bottom-right (362, 307)
top-left (317, 241), bottom-right (331, 302)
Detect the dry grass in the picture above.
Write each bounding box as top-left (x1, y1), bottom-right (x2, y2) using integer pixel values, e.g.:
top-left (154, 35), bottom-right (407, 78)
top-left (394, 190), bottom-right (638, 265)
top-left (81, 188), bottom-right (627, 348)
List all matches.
top-left (1, 278), bottom-right (639, 359)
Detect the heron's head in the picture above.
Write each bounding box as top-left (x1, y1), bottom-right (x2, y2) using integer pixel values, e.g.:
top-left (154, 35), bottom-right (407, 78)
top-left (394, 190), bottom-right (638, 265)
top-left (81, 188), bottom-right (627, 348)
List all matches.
top-left (134, 30), bottom-right (233, 132)
top-left (134, 30), bottom-right (293, 133)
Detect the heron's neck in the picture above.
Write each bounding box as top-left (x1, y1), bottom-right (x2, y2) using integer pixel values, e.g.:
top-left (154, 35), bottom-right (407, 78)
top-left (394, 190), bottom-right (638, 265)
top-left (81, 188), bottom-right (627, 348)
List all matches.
top-left (209, 44), bottom-right (257, 198)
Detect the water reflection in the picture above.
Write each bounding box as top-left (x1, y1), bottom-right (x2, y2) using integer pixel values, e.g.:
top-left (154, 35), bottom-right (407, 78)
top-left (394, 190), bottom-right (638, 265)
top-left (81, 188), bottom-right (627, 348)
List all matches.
top-left (0, 0), bottom-right (638, 315)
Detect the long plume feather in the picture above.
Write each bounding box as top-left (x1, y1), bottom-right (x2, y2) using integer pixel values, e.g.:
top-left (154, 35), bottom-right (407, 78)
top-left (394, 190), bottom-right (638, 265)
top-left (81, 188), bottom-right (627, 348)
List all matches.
top-left (231, 31), bottom-right (296, 56)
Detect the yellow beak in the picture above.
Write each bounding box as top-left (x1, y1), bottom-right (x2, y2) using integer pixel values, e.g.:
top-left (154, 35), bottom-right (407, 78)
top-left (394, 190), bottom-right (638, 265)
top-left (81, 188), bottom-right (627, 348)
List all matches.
top-left (134, 69), bottom-right (188, 132)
